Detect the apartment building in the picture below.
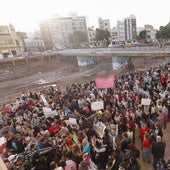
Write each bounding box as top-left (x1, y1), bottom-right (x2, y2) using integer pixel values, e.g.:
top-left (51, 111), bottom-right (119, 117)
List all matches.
top-left (24, 31), bottom-right (44, 54)
top-left (98, 18), bottom-right (110, 31)
top-left (39, 13), bottom-right (88, 49)
top-left (0, 23), bottom-right (22, 59)
top-left (144, 24), bottom-right (157, 43)
top-left (39, 21), bottom-right (53, 50)
top-left (110, 27), bottom-right (119, 45)
top-left (87, 26), bottom-right (97, 47)
top-left (117, 20), bottom-right (126, 43)
top-left (117, 15), bottom-right (137, 44)
top-left (124, 15), bottom-right (137, 41)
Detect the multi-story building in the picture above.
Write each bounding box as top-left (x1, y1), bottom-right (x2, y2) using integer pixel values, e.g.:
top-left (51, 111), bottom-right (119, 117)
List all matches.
top-left (144, 24), bottom-right (157, 43)
top-left (117, 15), bottom-right (137, 44)
top-left (24, 31), bottom-right (44, 54)
top-left (39, 21), bottom-right (53, 50)
top-left (117, 20), bottom-right (126, 43)
top-left (39, 13), bottom-right (88, 49)
top-left (0, 23), bottom-right (22, 59)
top-left (109, 27), bottom-right (119, 45)
top-left (98, 18), bottom-right (110, 31)
top-left (87, 26), bottom-right (97, 47)
top-left (124, 15), bottom-right (137, 41)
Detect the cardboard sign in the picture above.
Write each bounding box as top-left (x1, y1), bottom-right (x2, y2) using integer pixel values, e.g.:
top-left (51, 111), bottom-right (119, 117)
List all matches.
top-left (43, 107), bottom-right (58, 117)
top-left (40, 95), bottom-right (49, 107)
top-left (0, 157), bottom-right (7, 170)
top-left (65, 118), bottom-right (77, 126)
top-left (91, 101), bottom-right (104, 111)
top-left (141, 98), bottom-right (151, 105)
top-left (93, 121), bottom-right (106, 139)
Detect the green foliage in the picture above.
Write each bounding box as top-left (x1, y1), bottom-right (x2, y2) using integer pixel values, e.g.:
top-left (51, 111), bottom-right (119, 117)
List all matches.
top-left (156, 22), bottom-right (170, 39)
top-left (95, 29), bottom-right (110, 42)
top-left (68, 31), bottom-right (87, 46)
top-left (139, 30), bottom-right (147, 39)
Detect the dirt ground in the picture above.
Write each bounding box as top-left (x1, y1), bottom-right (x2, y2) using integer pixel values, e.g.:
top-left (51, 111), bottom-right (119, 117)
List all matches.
top-left (0, 56), bottom-right (165, 104)
top-left (0, 55), bottom-right (169, 169)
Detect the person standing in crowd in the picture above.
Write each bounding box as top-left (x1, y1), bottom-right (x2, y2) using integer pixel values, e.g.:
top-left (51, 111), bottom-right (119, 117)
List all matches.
top-left (151, 123), bottom-right (163, 143)
top-left (151, 135), bottom-right (166, 169)
top-left (142, 133), bottom-right (151, 163)
top-left (139, 122), bottom-right (150, 144)
top-left (162, 104), bottom-right (169, 129)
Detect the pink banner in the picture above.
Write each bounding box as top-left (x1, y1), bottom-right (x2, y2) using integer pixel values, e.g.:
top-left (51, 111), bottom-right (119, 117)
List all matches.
top-left (95, 74), bottom-right (114, 89)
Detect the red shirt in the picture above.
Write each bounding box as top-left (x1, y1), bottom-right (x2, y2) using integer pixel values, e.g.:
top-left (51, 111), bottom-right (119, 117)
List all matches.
top-left (49, 123), bottom-right (60, 134)
top-left (142, 138), bottom-right (151, 148)
top-left (139, 127), bottom-right (150, 140)
top-left (65, 137), bottom-right (73, 146)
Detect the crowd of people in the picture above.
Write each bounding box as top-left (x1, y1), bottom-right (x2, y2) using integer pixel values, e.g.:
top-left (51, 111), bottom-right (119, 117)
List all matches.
top-left (0, 62), bottom-right (170, 170)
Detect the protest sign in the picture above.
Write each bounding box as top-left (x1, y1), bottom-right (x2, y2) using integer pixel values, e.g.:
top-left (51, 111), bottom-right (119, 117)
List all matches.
top-left (40, 94), bottom-right (49, 107)
top-left (91, 100), bottom-right (104, 111)
top-left (95, 74), bottom-right (114, 89)
top-left (43, 107), bottom-right (58, 117)
top-left (141, 98), bottom-right (151, 105)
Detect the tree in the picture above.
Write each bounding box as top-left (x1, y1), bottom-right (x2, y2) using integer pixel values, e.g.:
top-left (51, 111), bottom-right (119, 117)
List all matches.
top-left (156, 22), bottom-right (170, 40)
top-left (138, 30), bottom-right (147, 44)
top-left (68, 31), bottom-right (87, 47)
top-left (16, 32), bottom-right (28, 51)
top-left (139, 30), bottom-right (147, 39)
top-left (95, 29), bottom-right (110, 46)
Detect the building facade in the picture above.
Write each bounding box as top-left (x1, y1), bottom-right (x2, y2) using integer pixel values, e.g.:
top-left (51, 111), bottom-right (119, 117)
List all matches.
top-left (117, 15), bottom-right (137, 44)
top-left (144, 24), bottom-right (157, 43)
top-left (87, 26), bottom-right (97, 47)
top-left (24, 31), bottom-right (45, 54)
top-left (39, 13), bottom-right (88, 49)
top-left (117, 20), bottom-right (126, 43)
top-left (39, 21), bottom-right (53, 50)
top-left (0, 24), bottom-right (22, 59)
top-left (98, 18), bottom-right (110, 31)
top-left (124, 15), bottom-right (137, 41)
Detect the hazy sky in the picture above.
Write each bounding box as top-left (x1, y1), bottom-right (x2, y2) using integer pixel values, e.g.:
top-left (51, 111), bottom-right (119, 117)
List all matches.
top-left (0, 0), bottom-right (169, 32)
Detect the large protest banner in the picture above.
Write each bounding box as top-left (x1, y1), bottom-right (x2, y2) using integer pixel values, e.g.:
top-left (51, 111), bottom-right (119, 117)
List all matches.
top-left (95, 74), bottom-right (114, 89)
top-left (91, 100), bottom-right (104, 111)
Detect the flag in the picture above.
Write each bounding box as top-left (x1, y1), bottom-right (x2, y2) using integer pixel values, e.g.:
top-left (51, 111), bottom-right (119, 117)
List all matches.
top-left (95, 74), bottom-right (114, 89)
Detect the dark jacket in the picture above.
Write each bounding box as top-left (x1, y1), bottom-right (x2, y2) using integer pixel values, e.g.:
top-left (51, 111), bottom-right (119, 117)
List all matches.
top-left (151, 141), bottom-right (166, 158)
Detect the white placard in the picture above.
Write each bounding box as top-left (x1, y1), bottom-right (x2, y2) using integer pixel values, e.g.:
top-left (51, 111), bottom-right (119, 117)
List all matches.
top-left (91, 101), bottom-right (104, 111)
top-left (65, 118), bottom-right (77, 126)
top-left (141, 98), bottom-right (151, 105)
top-left (93, 121), bottom-right (106, 138)
top-left (43, 107), bottom-right (58, 117)
top-left (40, 94), bottom-right (49, 107)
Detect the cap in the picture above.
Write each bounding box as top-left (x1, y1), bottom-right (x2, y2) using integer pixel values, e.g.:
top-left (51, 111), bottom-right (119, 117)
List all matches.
top-left (8, 154), bottom-right (17, 162)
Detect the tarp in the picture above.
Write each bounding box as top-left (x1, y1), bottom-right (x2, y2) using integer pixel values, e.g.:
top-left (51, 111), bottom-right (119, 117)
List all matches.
top-left (95, 74), bottom-right (114, 89)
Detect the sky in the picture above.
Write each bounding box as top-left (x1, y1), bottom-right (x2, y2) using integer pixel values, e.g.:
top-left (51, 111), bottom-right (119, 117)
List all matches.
top-left (0, 0), bottom-right (170, 32)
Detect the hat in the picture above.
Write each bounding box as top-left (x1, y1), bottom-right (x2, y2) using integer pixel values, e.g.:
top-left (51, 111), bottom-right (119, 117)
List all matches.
top-left (8, 154), bottom-right (17, 162)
